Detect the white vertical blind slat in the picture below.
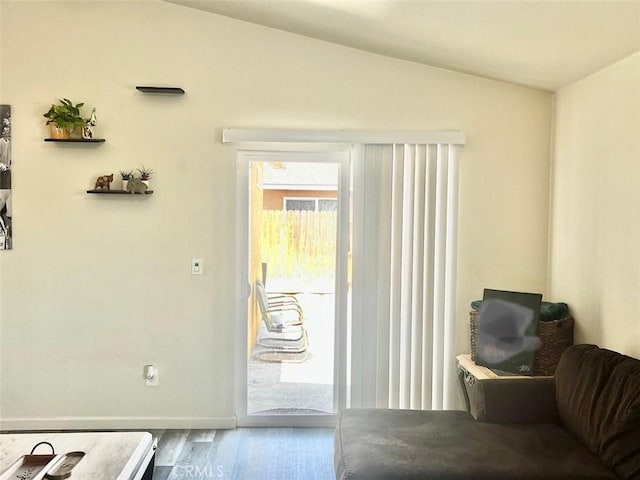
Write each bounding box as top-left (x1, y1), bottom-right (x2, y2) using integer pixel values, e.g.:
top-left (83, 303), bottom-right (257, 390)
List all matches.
top-left (399, 145), bottom-right (415, 409)
top-left (388, 144), bottom-right (405, 409)
top-left (431, 145), bottom-right (448, 409)
top-left (421, 145), bottom-right (437, 409)
top-left (443, 146), bottom-right (460, 409)
top-left (410, 144), bottom-right (426, 410)
top-left (376, 147), bottom-right (393, 409)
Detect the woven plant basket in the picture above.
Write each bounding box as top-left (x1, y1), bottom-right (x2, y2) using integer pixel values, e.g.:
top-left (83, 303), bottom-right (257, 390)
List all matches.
top-left (470, 311), bottom-right (574, 376)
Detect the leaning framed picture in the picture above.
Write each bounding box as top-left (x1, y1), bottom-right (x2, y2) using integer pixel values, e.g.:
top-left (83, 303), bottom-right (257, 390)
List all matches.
top-left (475, 289), bottom-right (542, 375)
top-left (0, 104), bottom-right (12, 249)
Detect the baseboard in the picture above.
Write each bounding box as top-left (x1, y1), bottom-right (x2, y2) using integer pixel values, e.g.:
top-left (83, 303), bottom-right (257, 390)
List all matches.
top-left (0, 416), bottom-right (237, 431)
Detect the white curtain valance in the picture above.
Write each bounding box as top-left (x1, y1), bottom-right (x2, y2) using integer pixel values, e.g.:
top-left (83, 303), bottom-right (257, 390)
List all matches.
top-left (222, 128), bottom-right (466, 147)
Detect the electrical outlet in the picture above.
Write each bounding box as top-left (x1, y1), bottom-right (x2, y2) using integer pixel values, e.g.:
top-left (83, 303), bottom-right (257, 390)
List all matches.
top-left (191, 258), bottom-right (203, 275)
top-left (144, 365), bottom-right (159, 387)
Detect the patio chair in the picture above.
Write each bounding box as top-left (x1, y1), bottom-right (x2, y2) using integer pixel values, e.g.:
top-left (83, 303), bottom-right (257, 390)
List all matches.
top-left (256, 280), bottom-right (303, 314)
top-left (255, 281), bottom-right (308, 361)
top-left (260, 262), bottom-right (302, 307)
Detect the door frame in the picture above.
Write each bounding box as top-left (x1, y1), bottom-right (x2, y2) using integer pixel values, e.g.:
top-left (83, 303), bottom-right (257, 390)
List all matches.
top-left (234, 147), bottom-right (351, 427)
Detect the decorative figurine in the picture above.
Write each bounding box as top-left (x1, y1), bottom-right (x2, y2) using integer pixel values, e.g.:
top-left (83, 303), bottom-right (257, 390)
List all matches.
top-left (126, 177), bottom-right (148, 194)
top-left (94, 173), bottom-right (113, 190)
top-left (82, 107), bottom-right (97, 140)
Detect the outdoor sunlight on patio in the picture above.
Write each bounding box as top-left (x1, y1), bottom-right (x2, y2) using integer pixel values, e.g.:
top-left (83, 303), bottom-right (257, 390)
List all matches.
top-left (246, 160), bottom-right (340, 416)
top-left (279, 294), bottom-right (335, 386)
top-left (248, 293), bottom-right (335, 415)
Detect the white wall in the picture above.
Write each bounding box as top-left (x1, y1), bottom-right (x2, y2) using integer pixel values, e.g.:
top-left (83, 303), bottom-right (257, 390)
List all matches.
top-left (0, 1), bottom-right (552, 429)
top-left (550, 52), bottom-right (640, 358)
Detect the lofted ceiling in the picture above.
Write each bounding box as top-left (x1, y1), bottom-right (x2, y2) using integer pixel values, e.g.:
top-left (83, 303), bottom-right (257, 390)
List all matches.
top-left (164, 0), bottom-right (640, 91)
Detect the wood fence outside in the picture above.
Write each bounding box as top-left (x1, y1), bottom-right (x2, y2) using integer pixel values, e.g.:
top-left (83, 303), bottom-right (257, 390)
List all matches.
top-left (261, 210), bottom-right (337, 284)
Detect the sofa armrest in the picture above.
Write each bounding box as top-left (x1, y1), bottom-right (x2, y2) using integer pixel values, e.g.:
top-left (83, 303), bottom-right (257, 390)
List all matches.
top-left (472, 377), bottom-right (559, 424)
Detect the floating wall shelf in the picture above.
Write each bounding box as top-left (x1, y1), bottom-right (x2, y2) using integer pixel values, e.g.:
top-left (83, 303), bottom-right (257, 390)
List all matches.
top-left (45, 138), bottom-right (105, 143)
top-left (136, 86), bottom-right (185, 94)
top-left (87, 189), bottom-right (154, 195)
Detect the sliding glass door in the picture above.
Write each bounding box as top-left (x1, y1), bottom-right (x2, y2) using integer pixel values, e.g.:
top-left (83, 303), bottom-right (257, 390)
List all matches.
top-left (235, 150), bottom-right (350, 427)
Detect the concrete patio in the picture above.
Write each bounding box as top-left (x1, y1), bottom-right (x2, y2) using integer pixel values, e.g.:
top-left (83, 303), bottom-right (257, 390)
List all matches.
top-left (247, 293), bottom-right (335, 415)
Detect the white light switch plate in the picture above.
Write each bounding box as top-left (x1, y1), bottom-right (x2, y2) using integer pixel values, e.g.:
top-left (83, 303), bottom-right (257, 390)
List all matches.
top-left (191, 258), bottom-right (203, 275)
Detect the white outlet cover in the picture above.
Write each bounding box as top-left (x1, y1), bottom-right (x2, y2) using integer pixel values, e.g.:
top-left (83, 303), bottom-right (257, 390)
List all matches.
top-left (145, 368), bottom-right (159, 387)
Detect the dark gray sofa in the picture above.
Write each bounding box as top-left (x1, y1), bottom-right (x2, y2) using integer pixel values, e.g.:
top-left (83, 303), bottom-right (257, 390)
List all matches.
top-left (334, 345), bottom-right (640, 480)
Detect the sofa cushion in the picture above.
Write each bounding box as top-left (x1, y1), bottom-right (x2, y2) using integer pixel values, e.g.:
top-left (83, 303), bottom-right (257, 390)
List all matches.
top-left (473, 377), bottom-right (559, 423)
top-left (555, 345), bottom-right (640, 479)
top-left (335, 409), bottom-right (619, 480)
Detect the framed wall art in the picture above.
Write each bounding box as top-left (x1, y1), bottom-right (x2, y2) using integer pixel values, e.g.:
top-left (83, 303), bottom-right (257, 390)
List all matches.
top-left (0, 105), bottom-right (12, 249)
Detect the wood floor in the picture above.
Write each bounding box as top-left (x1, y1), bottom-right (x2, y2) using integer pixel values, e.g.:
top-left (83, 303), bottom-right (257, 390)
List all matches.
top-left (152, 428), bottom-right (335, 480)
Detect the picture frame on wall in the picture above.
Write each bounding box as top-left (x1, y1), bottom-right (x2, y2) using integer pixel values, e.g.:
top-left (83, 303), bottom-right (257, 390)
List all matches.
top-left (0, 104), bottom-right (12, 250)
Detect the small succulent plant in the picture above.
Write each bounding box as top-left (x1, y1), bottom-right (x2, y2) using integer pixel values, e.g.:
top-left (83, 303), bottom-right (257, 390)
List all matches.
top-left (137, 166), bottom-right (155, 181)
top-left (120, 170), bottom-right (134, 180)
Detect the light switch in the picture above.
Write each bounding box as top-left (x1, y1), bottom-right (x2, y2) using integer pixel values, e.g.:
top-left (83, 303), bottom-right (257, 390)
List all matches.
top-left (191, 258), bottom-right (203, 275)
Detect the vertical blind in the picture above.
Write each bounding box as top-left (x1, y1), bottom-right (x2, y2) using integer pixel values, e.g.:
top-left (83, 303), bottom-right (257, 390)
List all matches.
top-left (352, 142), bottom-right (461, 411)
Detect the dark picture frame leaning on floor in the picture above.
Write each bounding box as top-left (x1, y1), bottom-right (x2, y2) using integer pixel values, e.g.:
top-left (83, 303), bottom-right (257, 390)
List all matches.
top-left (0, 104), bottom-right (12, 250)
top-left (475, 289), bottom-right (542, 375)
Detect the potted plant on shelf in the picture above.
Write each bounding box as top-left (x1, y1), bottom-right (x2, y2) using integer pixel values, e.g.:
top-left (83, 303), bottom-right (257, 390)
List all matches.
top-left (137, 166), bottom-right (155, 189)
top-left (120, 170), bottom-right (134, 191)
top-left (43, 98), bottom-right (87, 139)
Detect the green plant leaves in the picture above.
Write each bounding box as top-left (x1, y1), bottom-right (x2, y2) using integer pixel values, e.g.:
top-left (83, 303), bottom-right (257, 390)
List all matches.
top-left (43, 98), bottom-right (88, 129)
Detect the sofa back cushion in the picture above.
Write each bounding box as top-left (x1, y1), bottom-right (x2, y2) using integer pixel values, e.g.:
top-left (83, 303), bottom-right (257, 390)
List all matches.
top-left (555, 344), bottom-right (640, 480)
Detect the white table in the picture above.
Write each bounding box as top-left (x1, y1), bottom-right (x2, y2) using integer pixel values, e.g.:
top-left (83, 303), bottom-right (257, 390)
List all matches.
top-left (457, 354), bottom-right (552, 419)
top-left (0, 432), bottom-right (156, 480)
top-left (456, 354), bottom-right (546, 380)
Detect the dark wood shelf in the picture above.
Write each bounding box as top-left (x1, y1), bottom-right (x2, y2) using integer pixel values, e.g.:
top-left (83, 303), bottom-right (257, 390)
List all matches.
top-left (136, 86), bottom-right (185, 94)
top-left (45, 138), bottom-right (105, 143)
top-left (87, 189), bottom-right (154, 195)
